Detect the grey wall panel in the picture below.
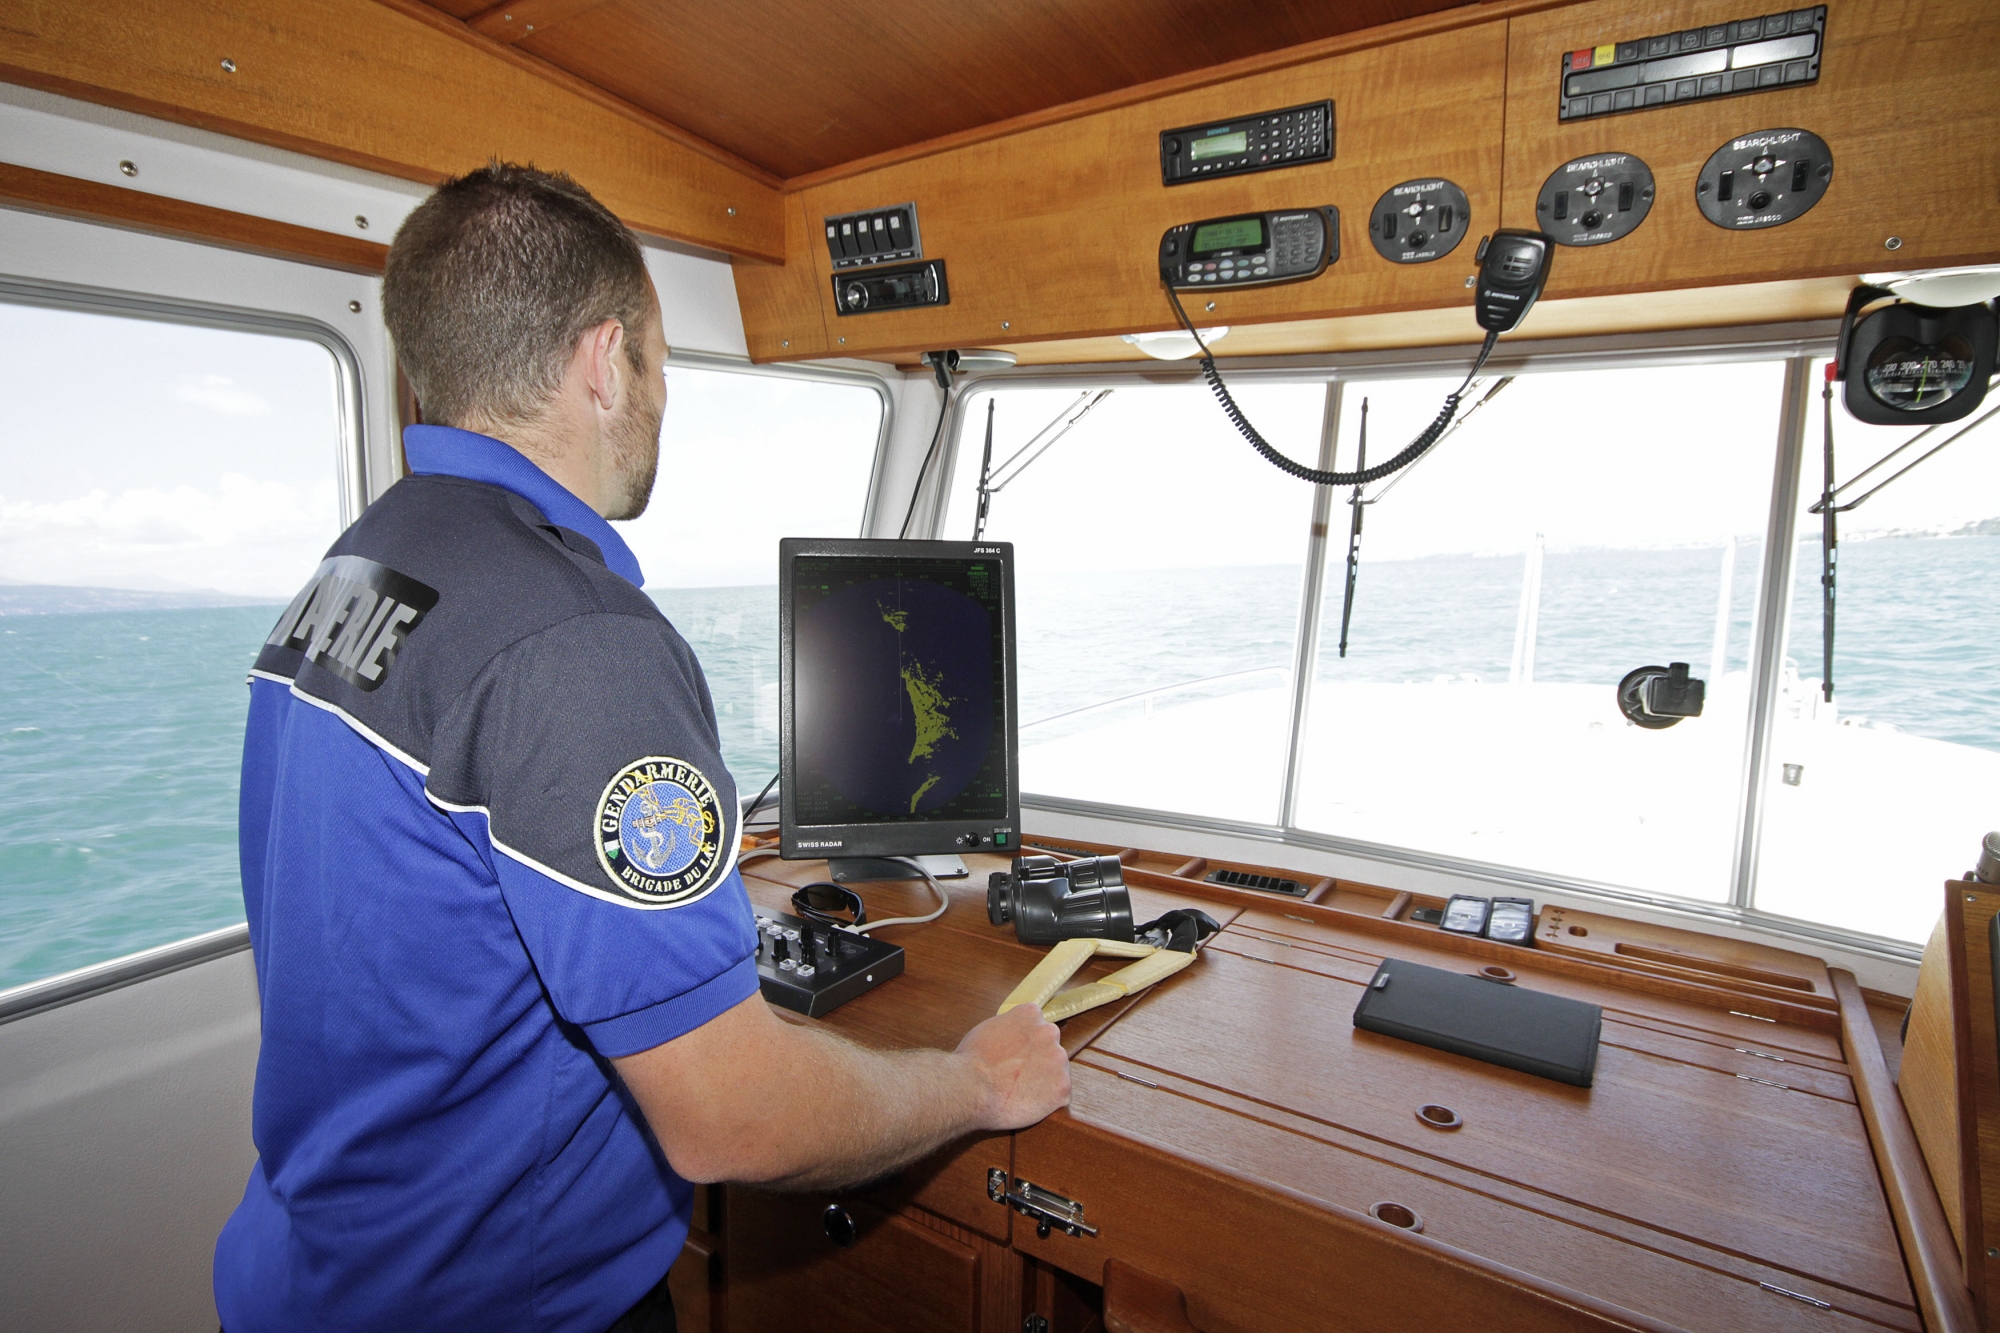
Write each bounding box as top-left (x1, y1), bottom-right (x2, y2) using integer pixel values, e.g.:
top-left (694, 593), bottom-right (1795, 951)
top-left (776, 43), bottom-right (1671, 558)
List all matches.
top-left (0, 951), bottom-right (260, 1333)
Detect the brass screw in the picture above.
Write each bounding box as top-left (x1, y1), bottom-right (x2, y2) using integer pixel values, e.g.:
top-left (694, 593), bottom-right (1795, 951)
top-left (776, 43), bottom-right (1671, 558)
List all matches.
top-left (347, 300), bottom-right (361, 313)
top-left (727, 207), bottom-right (736, 217)
top-left (1884, 236), bottom-right (1903, 251)
top-left (838, 336), bottom-right (846, 344)
top-left (220, 58), bottom-right (236, 73)
top-left (355, 215), bottom-right (369, 230)
top-left (781, 339), bottom-right (790, 348)
top-left (118, 160), bottom-right (137, 177)
top-left (1206, 302), bottom-right (1216, 312)
top-left (1001, 321), bottom-right (1011, 330)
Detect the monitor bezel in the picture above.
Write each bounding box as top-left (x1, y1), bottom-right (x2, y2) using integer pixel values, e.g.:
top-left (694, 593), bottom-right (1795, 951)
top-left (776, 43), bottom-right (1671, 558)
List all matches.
top-left (777, 536), bottom-right (1021, 862)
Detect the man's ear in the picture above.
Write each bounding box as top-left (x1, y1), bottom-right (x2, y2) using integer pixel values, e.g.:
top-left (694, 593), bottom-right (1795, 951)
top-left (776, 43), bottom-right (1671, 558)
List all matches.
top-left (581, 318), bottom-right (626, 412)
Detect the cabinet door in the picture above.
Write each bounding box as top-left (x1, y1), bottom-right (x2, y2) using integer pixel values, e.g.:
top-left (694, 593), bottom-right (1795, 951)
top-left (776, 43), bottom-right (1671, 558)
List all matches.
top-left (726, 1190), bottom-right (981, 1333)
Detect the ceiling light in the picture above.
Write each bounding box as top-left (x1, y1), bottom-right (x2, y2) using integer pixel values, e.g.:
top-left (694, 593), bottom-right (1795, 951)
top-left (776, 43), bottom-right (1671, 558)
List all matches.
top-left (1865, 265), bottom-right (2000, 308)
top-left (1120, 327), bottom-right (1228, 361)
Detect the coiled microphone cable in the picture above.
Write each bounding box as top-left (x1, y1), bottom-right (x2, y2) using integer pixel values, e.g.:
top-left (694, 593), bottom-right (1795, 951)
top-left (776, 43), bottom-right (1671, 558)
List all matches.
top-left (1165, 281), bottom-right (1498, 488)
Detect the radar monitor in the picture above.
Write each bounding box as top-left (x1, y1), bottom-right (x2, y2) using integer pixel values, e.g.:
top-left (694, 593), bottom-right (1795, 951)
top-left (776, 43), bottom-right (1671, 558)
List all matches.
top-left (778, 538), bottom-right (1019, 879)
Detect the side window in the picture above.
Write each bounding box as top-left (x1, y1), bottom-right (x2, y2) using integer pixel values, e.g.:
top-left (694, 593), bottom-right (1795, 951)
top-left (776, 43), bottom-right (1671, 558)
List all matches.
top-left (1754, 362), bottom-right (2000, 943)
top-left (0, 301), bottom-right (347, 991)
top-left (940, 381), bottom-right (1325, 824)
top-left (1290, 360), bottom-right (1788, 903)
top-left (616, 365), bottom-right (883, 791)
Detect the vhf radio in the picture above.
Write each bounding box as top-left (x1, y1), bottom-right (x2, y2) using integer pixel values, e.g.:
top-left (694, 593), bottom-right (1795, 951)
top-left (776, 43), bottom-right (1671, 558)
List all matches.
top-left (1159, 208), bottom-right (1339, 290)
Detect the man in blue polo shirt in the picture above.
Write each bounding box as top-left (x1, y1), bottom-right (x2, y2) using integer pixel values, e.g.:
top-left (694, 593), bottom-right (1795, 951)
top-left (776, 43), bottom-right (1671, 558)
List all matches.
top-left (214, 163), bottom-right (1069, 1333)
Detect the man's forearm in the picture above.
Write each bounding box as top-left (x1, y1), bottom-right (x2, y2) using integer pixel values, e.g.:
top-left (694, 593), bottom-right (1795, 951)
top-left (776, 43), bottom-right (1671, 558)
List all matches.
top-left (616, 991), bottom-right (1067, 1193)
top-left (735, 1022), bottom-right (986, 1191)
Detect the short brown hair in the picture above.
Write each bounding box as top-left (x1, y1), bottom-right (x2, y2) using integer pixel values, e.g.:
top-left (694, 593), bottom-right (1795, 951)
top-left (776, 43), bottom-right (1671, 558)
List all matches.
top-left (382, 162), bottom-right (651, 427)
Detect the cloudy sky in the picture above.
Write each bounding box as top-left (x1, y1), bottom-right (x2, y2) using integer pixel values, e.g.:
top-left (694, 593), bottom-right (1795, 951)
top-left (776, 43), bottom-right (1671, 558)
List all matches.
top-left (617, 366), bottom-right (881, 589)
top-left (942, 358), bottom-right (2000, 572)
top-left (0, 303), bottom-right (342, 600)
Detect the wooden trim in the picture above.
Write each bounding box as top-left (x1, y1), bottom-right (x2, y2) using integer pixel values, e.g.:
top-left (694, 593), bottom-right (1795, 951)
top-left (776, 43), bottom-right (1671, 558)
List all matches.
top-left (0, 0), bottom-right (784, 259)
top-left (780, 0), bottom-right (1582, 191)
top-left (371, 0), bottom-right (781, 189)
top-left (0, 161), bottom-right (388, 274)
top-left (464, 0), bottom-right (614, 46)
top-left (1831, 966), bottom-right (1979, 1333)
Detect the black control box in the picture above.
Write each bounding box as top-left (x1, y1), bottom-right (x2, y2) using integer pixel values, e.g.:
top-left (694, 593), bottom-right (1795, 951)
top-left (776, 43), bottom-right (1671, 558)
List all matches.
top-left (753, 909), bottom-right (904, 1017)
top-left (831, 259), bottom-right (949, 317)
top-left (1160, 101), bottom-right (1333, 186)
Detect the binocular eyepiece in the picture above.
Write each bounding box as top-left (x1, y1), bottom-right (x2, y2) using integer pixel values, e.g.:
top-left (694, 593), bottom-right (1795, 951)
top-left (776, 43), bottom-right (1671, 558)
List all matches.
top-left (987, 854), bottom-right (1134, 945)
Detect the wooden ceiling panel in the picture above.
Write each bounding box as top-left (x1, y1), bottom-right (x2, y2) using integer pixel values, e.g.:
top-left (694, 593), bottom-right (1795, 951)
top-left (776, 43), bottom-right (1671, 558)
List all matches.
top-left (507, 0), bottom-right (1477, 178)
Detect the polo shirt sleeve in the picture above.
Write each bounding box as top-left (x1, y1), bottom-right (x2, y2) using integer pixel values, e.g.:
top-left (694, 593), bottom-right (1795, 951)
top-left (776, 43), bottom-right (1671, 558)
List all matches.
top-left (427, 611), bottom-right (759, 1057)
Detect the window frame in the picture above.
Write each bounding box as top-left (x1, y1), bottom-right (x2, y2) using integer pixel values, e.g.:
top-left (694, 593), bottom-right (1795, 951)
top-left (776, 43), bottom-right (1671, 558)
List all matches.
top-left (914, 323), bottom-right (1924, 965)
top-left (0, 277), bottom-right (371, 1018)
top-left (0, 273), bottom-right (371, 527)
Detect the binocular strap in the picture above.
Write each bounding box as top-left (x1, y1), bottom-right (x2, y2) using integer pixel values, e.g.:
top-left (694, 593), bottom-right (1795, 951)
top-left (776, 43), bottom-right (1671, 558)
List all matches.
top-left (997, 936), bottom-right (1199, 1023)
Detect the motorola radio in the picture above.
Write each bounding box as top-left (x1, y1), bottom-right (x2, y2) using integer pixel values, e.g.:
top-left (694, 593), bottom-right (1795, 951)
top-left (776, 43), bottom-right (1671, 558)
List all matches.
top-left (1159, 208), bottom-right (1339, 290)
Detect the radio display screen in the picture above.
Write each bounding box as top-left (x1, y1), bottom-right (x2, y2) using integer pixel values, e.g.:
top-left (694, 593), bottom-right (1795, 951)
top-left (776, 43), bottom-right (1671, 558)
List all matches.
top-left (1192, 217), bottom-right (1264, 253)
top-left (1190, 131), bottom-right (1248, 161)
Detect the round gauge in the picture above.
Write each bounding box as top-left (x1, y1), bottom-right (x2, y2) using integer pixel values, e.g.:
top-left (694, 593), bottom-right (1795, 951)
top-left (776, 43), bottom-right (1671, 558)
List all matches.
top-left (1694, 128), bottom-right (1834, 230)
top-left (1367, 179), bottom-right (1471, 264)
top-left (1865, 334), bottom-right (1978, 413)
top-left (1534, 153), bottom-right (1655, 246)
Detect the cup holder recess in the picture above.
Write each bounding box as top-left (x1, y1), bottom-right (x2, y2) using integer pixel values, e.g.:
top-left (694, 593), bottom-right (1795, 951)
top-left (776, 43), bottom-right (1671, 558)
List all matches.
top-left (1416, 1104), bottom-right (1463, 1130)
top-left (1369, 1200), bottom-right (1425, 1232)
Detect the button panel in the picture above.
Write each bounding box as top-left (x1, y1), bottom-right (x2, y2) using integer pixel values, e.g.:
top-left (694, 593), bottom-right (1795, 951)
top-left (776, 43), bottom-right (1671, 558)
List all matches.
top-left (824, 202), bottom-right (923, 270)
top-left (1694, 128), bottom-right (1834, 230)
top-left (1557, 6), bottom-right (1824, 122)
top-left (1160, 101), bottom-right (1335, 186)
top-left (1534, 153), bottom-right (1656, 247)
top-left (1368, 178), bottom-right (1472, 265)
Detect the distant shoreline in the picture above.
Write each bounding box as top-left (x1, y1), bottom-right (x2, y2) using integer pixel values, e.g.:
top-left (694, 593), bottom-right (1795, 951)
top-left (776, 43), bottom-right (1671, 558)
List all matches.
top-left (0, 585), bottom-right (285, 616)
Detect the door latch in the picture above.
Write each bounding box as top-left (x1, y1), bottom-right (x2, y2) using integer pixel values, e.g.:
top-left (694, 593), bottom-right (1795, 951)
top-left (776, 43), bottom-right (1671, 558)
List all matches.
top-left (988, 1168), bottom-right (1098, 1239)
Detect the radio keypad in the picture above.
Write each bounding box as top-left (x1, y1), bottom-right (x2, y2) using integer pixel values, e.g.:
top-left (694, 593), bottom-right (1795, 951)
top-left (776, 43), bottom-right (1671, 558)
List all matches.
top-left (1162, 101), bottom-right (1334, 185)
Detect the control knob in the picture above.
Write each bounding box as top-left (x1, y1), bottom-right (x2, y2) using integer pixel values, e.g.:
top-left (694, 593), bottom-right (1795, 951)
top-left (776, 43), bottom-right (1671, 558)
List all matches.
top-left (841, 280), bottom-right (869, 311)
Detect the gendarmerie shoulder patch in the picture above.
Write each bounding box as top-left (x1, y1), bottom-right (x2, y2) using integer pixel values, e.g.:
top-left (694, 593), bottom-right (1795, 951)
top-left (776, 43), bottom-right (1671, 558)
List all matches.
top-left (594, 757), bottom-right (729, 906)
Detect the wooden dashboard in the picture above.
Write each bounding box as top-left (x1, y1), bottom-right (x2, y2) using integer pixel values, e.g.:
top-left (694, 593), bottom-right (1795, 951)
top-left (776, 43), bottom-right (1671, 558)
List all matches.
top-left (672, 834), bottom-right (1970, 1333)
top-left (5, 1), bottom-right (1995, 370)
top-left (735, 0), bottom-right (2000, 364)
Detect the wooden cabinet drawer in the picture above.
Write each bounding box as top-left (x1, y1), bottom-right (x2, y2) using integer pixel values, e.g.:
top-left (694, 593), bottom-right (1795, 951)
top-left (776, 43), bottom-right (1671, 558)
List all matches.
top-left (726, 1190), bottom-right (982, 1333)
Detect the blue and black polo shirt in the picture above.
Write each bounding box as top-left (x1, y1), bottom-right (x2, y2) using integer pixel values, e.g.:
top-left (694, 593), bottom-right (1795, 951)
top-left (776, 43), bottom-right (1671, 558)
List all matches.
top-left (215, 425), bottom-right (759, 1332)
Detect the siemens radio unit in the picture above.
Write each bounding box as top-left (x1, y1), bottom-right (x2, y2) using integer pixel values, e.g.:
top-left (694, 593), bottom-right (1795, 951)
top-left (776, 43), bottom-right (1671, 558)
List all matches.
top-left (1159, 100), bottom-right (1333, 185)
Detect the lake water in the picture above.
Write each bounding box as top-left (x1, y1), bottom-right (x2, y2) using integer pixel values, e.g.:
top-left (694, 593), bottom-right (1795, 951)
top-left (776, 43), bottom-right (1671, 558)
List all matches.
top-left (4, 534), bottom-right (1996, 990)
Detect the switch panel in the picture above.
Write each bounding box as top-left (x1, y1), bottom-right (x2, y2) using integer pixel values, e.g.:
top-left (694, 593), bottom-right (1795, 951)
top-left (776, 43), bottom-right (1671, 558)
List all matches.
top-left (1557, 6), bottom-right (1824, 122)
top-left (824, 203), bottom-right (923, 270)
top-left (1534, 153), bottom-right (1655, 247)
top-left (1694, 128), bottom-right (1834, 230)
top-left (1368, 178), bottom-right (1471, 265)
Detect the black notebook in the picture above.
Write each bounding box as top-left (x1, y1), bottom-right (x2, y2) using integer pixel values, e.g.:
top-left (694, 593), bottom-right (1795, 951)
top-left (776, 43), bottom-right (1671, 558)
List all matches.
top-left (1352, 957), bottom-right (1602, 1087)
